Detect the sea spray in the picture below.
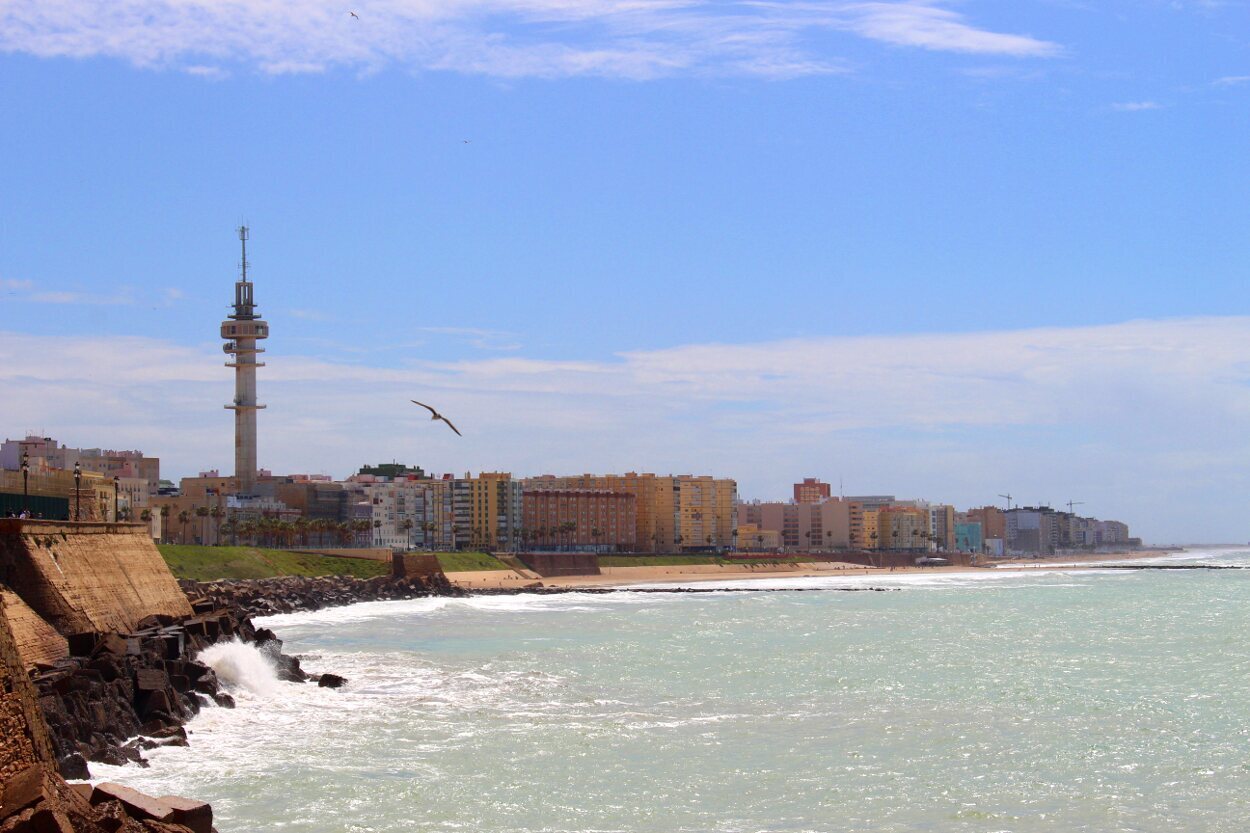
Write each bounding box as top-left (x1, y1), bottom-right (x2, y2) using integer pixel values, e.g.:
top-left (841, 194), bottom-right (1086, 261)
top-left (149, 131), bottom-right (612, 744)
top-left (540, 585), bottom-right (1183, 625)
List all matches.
top-left (198, 639), bottom-right (282, 698)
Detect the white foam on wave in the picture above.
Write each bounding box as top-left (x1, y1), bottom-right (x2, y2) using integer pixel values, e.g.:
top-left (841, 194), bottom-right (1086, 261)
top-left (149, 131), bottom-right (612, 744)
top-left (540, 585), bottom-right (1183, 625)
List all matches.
top-left (628, 567), bottom-right (1107, 592)
top-left (197, 639), bottom-right (282, 698)
top-left (255, 589), bottom-right (664, 629)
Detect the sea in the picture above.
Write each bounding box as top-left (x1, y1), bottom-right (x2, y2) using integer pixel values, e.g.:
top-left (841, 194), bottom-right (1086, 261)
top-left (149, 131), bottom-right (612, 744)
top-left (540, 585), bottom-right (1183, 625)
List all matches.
top-left (92, 548), bottom-right (1250, 833)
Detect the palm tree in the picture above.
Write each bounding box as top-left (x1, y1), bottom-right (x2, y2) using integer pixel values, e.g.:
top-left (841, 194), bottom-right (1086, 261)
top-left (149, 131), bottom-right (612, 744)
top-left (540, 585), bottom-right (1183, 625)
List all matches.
top-left (209, 504), bottom-right (223, 545)
top-left (159, 505), bottom-right (171, 543)
top-left (177, 510), bottom-right (191, 544)
top-left (194, 506), bottom-right (209, 544)
top-left (290, 517), bottom-right (305, 548)
top-left (402, 518), bottom-right (414, 550)
top-left (421, 521), bottom-right (436, 550)
top-left (372, 519), bottom-right (382, 546)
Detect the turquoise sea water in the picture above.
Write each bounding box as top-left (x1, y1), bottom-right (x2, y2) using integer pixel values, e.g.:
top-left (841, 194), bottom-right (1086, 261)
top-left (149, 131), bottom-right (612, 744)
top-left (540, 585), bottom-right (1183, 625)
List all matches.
top-left (95, 549), bottom-right (1250, 832)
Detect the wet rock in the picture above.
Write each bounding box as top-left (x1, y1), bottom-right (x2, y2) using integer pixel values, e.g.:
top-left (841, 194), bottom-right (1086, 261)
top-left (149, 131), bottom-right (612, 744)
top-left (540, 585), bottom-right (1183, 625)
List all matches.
top-left (316, 673), bottom-right (346, 689)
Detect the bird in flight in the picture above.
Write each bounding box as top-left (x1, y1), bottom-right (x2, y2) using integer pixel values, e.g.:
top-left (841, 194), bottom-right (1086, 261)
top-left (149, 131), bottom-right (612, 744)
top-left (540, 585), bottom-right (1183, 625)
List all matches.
top-left (411, 400), bottom-right (462, 436)
top-left (349, 10), bottom-right (359, 19)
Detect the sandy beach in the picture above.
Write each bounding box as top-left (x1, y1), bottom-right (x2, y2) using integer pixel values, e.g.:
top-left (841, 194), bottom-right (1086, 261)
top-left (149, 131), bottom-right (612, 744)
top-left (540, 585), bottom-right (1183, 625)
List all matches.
top-left (444, 549), bottom-right (1180, 590)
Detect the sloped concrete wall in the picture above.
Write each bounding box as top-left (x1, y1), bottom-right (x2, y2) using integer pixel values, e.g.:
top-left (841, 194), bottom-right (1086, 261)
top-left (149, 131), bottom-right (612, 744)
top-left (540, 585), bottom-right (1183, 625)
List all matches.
top-left (0, 589), bottom-right (67, 670)
top-left (0, 593), bottom-right (55, 782)
top-left (0, 520), bottom-right (192, 637)
top-left (518, 552), bottom-right (601, 577)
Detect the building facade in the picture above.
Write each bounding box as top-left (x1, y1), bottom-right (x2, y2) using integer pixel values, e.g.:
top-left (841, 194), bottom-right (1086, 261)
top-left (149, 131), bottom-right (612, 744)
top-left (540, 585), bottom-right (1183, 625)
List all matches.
top-left (522, 489), bottom-right (636, 551)
top-left (793, 478), bottom-right (832, 505)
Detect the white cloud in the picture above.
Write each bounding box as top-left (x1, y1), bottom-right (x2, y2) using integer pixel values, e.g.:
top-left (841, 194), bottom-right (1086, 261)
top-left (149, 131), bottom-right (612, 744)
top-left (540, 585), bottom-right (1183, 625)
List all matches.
top-left (1, 317), bottom-right (1249, 541)
top-left (1214, 74), bottom-right (1250, 86)
top-left (1111, 100), bottom-right (1164, 111)
top-left (418, 326), bottom-right (522, 351)
top-left (0, 1), bottom-right (1060, 80)
top-left (833, 2), bottom-right (1061, 56)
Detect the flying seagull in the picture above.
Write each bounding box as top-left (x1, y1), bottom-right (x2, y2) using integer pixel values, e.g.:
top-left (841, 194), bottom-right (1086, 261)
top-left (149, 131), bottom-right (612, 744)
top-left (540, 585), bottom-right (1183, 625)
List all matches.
top-left (411, 400), bottom-right (462, 436)
top-left (349, 10), bottom-right (359, 19)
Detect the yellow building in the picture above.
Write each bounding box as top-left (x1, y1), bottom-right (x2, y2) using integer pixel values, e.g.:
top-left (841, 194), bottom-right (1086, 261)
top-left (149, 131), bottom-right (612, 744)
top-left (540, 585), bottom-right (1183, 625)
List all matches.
top-left (736, 523), bottom-right (781, 552)
top-left (459, 472), bottom-right (522, 551)
top-left (877, 506), bottom-right (930, 551)
top-left (849, 504), bottom-right (880, 550)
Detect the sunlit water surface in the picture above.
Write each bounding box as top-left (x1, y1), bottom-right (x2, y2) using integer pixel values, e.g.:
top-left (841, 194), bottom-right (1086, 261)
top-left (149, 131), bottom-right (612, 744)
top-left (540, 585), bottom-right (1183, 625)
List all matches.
top-left (94, 548), bottom-right (1250, 832)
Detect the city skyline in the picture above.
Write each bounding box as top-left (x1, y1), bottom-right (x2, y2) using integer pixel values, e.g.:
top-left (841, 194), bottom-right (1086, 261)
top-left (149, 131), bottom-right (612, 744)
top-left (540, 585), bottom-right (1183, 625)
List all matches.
top-left (2, 2), bottom-right (1248, 543)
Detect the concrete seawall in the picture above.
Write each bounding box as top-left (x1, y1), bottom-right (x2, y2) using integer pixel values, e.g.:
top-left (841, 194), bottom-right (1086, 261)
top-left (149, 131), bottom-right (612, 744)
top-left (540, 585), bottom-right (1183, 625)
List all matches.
top-left (0, 520), bottom-right (192, 638)
top-left (0, 593), bottom-right (56, 783)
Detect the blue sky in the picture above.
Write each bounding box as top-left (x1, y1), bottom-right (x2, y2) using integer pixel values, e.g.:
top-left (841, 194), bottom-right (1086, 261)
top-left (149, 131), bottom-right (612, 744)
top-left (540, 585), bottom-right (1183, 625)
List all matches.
top-left (1, 1), bottom-right (1248, 541)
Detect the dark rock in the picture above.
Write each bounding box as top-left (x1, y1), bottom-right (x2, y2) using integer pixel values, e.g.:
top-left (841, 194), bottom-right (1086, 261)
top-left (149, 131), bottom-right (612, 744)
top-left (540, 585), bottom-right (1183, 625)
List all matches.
top-left (316, 673), bottom-right (346, 689)
top-left (134, 669), bottom-right (168, 693)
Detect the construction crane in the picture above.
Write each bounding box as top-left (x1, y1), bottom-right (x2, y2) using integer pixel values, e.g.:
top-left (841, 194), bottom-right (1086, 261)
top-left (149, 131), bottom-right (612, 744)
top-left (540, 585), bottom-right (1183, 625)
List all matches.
top-left (998, 493), bottom-right (1013, 511)
top-left (1066, 500), bottom-right (1085, 514)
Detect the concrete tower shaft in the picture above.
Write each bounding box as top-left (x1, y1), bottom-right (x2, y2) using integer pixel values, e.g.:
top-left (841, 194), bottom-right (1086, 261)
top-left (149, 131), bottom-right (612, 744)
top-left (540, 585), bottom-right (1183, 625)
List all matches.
top-left (221, 226), bottom-right (268, 496)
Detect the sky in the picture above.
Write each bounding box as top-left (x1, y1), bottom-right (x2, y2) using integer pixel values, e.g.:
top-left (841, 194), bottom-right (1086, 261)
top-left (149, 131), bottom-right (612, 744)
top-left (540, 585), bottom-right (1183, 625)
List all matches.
top-left (1, 0), bottom-right (1248, 543)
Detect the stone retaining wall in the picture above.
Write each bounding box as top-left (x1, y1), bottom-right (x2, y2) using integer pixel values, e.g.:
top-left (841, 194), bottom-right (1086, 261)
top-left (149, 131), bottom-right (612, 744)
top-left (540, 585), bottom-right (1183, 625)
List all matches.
top-left (0, 520), bottom-right (192, 637)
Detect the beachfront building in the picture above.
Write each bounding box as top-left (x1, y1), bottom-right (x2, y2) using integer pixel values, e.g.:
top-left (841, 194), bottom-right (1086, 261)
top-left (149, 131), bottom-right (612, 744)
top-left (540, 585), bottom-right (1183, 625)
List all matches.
top-left (459, 472), bottom-right (523, 552)
top-left (793, 478), bottom-right (832, 504)
top-left (954, 522), bottom-right (983, 553)
top-left (877, 505), bottom-right (931, 552)
top-left (521, 473), bottom-right (736, 552)
top-left (736, 523), bottom-right (782, 552)
top-left (929, 504), bottom-right (956, 552)
top-left (1005, 506), bottom-right (1059, 555)
top-left (962, 506), bottom-right (1006, 542)
top-left (361, 478), bottom-right (453, 551)
top-left (736, 499), bottom-right (851, 551)
top-left (1096, 520), bottom-right (1131, 546)
top-left (522, 488), bottom-right (636, 551)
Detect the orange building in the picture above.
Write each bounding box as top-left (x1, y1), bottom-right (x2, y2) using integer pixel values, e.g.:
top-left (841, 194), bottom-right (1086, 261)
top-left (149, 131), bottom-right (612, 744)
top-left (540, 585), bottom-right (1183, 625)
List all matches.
top-left (522, 489), bottom-right (636, 551)
top-left (793, 478), bottom-right (832, 504)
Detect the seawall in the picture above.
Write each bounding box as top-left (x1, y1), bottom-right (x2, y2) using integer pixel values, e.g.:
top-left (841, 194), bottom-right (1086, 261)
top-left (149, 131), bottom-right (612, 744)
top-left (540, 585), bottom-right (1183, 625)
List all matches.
top-left (0, 520), bottom-right (192, 637)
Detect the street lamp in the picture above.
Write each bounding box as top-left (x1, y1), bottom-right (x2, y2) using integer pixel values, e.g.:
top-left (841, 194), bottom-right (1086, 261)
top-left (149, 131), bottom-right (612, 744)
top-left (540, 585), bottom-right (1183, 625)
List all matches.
top-left (21, 451), bottom-right (29, 513)
top-left (73, 462), bottom-right (81, 521)
top-left (113, 475), bottom-right (120, 522)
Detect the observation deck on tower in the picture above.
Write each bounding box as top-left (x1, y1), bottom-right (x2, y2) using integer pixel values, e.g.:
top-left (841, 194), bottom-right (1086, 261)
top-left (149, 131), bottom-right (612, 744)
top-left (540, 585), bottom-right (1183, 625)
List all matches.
top-left (220, 226), bottom-right (268, 495)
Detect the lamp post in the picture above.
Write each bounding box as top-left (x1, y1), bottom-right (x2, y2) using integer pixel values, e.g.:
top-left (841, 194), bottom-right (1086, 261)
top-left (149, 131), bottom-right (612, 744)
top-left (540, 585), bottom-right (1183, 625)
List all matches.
top-left (73, 462), bottom-right (81, 521)
top-left (113, 475), bottom-right (120, 522)
top-left (21, 451), bottom-right (29, 513)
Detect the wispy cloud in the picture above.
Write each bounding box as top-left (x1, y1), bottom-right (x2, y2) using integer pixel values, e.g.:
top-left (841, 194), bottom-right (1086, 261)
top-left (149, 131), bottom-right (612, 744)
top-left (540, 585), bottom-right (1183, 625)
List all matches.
top-left (2, 317), bottom-right (1249, 540)
top-left (1214, 75), bottom-right (1250, 86)
top-left (832, 2), bottom-right (1061, 57)
top-left (26, 289), bottom-right (134, 306)
top-left (418, 326), bottom-right (522, 351)
top-left (0, 1), bottom-right (1061, 80)
top-left (1111, 100), bottom-right (1163, 111)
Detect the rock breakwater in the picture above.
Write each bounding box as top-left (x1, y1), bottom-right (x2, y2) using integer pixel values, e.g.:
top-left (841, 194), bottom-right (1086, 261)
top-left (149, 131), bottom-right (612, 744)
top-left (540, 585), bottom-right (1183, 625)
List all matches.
top-left (177, 572), bottom-right (463, 618)
top-left (33, 572), bottom-right (461, 779)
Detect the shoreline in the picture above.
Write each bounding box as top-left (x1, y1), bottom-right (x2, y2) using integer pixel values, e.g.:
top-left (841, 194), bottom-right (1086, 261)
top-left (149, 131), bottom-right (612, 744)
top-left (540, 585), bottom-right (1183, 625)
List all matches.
top-left (446, 549), bottom-right (1184, 591)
